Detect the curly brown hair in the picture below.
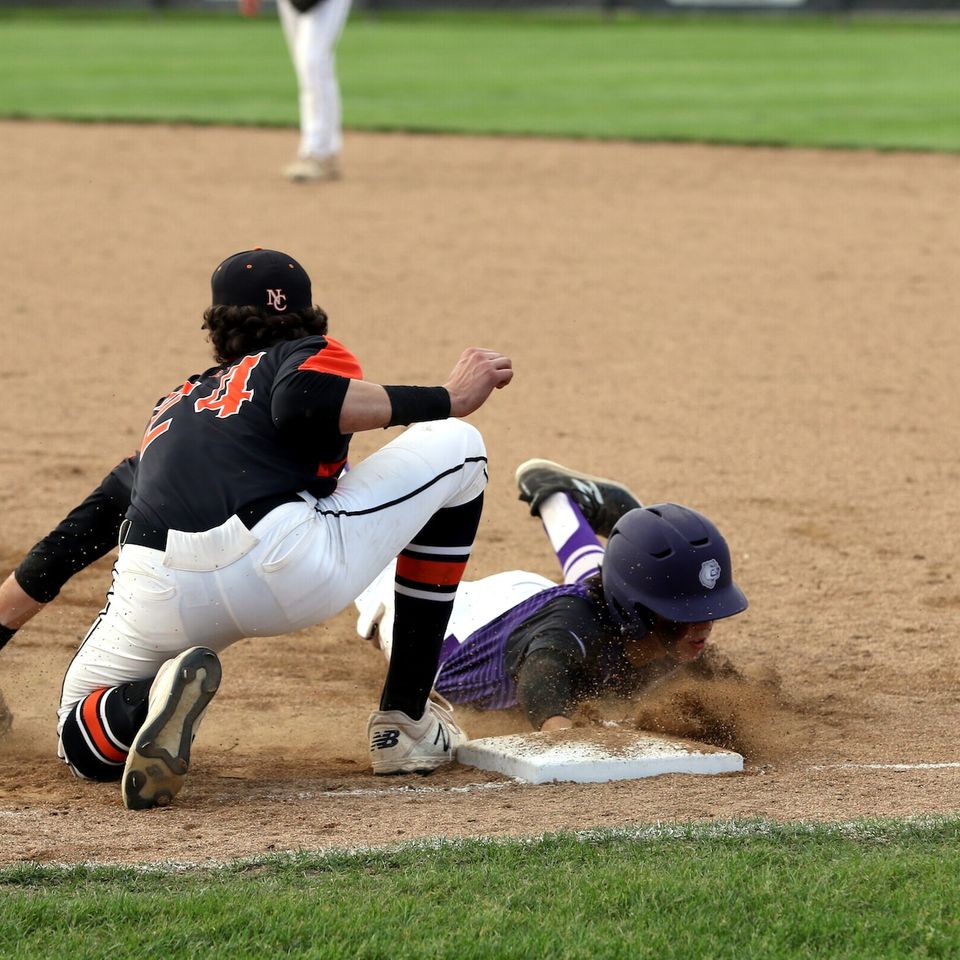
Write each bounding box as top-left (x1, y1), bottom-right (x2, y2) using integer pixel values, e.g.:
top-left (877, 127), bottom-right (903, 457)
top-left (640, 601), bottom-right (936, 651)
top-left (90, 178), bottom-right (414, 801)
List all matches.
top-left (202, 305), bottom-right (330, 363)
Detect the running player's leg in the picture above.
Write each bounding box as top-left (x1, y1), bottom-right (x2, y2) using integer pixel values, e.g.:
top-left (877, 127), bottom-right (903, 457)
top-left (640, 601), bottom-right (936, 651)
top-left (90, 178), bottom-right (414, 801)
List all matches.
top-left (515, 459), bottom-right (642, 538)
top-left (296, 0), bottom-right (350, 160)
top-left (537, 494), bottom-right (605, 584)
top-left (356, 564), bottom-right (553, 667)
top-left (515, 460), bottom-right (642, 583)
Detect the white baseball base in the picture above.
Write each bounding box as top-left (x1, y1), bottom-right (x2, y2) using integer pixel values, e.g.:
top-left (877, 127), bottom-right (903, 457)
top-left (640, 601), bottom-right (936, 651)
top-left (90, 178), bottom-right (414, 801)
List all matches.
top-left (457, 729), bottom-right (743, 784)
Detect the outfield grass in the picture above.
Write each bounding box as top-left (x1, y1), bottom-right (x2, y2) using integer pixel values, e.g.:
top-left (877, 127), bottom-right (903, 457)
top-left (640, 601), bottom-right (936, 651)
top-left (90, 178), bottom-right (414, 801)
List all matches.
top-left (2, 819), bottom-right (959, 959)
top-left (1, 9), bottom-right (958, 149)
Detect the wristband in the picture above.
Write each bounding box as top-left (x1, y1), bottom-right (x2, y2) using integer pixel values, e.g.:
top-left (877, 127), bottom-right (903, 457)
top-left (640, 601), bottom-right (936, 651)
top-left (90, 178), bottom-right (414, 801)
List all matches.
top-left (383, 385), bottom-right (451, 427)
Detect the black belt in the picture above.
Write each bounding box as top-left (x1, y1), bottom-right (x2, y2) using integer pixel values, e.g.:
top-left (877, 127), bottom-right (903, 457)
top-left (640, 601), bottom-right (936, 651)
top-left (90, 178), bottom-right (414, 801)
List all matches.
top-left (120, 492), bottom-right (304, 552)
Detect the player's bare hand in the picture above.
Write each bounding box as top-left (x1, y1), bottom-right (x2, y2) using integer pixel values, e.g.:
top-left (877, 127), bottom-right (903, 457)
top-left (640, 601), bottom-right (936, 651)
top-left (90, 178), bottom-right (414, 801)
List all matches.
top-left (444, 347), bottom-right (514, 418)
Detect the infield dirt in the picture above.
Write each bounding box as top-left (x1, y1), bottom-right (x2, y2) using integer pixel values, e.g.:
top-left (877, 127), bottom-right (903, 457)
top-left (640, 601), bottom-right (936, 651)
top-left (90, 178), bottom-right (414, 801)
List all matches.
top-left (1, 121), bottom-right (958, 865)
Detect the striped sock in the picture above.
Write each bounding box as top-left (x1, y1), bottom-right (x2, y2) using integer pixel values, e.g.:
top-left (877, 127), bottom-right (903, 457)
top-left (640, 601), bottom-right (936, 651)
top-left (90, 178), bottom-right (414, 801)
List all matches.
top-left (59, 680), bottom-right (151, 781)
top-left (380, 494), bottom-right (483, 719)
top-left (539, 493), bottom-right (605, 584)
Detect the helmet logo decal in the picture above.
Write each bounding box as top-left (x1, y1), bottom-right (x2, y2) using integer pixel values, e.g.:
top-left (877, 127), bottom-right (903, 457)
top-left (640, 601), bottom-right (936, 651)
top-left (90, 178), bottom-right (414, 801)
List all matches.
top-left (699, 559), bottom-right (721, 589)
top-left (266, 288), bottom-right (288, 311)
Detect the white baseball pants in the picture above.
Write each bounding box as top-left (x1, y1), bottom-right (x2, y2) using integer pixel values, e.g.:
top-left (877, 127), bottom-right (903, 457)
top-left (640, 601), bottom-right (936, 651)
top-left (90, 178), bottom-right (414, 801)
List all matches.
top-left (58, 419), bottom-right (487, 733)
top-left (278, 0), bottom-right (352, 160)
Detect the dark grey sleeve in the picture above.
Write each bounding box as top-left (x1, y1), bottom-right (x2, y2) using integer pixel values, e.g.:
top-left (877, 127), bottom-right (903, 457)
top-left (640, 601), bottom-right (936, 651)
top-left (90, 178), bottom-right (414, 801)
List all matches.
top-left (515, 645), bottom-right (584, 730)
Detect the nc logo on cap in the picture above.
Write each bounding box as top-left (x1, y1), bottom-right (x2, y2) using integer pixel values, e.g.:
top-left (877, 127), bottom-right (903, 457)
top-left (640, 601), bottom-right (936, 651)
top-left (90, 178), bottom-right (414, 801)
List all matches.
top-left (699, 559), bottom-right (721, 589)
top-left (266, 289), bottom-right (288, 311)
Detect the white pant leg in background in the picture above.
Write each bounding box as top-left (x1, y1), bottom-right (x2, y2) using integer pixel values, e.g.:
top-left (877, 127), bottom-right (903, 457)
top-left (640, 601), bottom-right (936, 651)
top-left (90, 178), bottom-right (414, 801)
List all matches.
top-left (356, 561), bottom-right (554, 663)
top-left (277, 0), bottom-right (352, 159)
top-left (58, 419), bottom-right (487, 734)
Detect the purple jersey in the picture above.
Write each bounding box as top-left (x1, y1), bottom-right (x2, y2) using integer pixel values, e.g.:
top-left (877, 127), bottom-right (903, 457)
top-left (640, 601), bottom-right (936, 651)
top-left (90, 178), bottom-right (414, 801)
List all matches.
top-left (435, 581), bottom-right (616, 710)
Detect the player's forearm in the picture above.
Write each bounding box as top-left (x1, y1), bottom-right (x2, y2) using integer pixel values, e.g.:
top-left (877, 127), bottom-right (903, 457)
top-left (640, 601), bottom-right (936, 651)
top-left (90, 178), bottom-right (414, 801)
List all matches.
top-left (516, 647), bottom-right (579, 731)
top-left (336, 345), bottom-right (512, 433)
top-left (338, 380), bottom-right (450, 433)
top-left (0, 574), bottom-right (45, 633)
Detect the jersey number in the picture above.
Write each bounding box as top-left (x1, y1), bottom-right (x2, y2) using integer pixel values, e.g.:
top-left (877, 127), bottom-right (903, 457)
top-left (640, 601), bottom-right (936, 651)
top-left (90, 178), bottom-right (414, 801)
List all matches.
top-left (194, 354), bottom-right (263, 419)
top-left (140, 353), bottom-right (265, 455)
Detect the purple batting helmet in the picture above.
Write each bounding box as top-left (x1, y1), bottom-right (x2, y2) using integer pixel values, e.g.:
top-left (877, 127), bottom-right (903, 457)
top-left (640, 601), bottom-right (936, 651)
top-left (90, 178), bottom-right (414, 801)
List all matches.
top-left (601, 504), bottom-right (748, 627)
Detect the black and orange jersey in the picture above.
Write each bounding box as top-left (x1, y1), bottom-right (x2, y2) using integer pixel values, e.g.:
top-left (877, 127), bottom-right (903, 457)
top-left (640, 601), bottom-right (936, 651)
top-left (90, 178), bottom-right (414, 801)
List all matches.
top-left (127, 335), bottom-right (362, 533)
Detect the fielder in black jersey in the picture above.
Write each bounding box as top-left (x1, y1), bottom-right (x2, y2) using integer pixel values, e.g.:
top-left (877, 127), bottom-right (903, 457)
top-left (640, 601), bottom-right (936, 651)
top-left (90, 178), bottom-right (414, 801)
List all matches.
top-left (128, 333), bottom-right (362, 533)
top-left (1, 248), bottom-right (513, 810)
top-left (356, 460), bottom-right (748, 732)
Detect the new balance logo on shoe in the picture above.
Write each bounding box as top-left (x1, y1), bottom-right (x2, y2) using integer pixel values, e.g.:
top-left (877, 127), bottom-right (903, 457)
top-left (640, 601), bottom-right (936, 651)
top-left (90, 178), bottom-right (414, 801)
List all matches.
top-left (371, 729), bottom-right (401, 750)
top-left (366, 697), bottom-right (464, 775)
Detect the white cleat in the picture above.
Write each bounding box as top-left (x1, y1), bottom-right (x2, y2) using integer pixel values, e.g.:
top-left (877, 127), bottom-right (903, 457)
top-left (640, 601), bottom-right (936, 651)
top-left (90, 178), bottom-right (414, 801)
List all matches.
top-left (282, 153), bottom-right (342, 182)
top-left (122, 646), bottom-right (221, 811)
top-left (368, 693), bottom-right (466, 775)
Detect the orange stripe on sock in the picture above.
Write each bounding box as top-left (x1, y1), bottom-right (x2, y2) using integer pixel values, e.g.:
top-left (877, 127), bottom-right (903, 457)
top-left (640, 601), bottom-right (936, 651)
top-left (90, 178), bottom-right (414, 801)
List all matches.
top-left (397, 556), bottom-right (467, 587)
top-left (81, 688), bottom-right (127, 764)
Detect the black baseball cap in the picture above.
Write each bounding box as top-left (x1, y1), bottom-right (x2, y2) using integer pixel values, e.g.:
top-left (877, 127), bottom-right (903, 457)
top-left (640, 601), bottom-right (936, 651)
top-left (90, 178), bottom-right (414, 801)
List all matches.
top-left (211, 248), bottom-right (312, 313)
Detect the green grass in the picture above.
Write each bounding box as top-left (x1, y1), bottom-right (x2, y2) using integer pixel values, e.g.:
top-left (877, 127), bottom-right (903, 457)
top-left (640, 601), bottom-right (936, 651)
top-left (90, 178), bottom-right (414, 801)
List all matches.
top-left (1, 9), bottom-right (959, 149)
top-left (2, 819), bottom-right (960, 959)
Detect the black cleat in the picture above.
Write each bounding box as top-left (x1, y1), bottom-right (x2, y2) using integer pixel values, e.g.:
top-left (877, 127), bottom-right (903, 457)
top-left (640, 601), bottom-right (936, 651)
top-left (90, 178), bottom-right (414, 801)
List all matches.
top-left (122, 646), bottom-right (221, 811)
top-left (515, 459), bottom-right (642, 538)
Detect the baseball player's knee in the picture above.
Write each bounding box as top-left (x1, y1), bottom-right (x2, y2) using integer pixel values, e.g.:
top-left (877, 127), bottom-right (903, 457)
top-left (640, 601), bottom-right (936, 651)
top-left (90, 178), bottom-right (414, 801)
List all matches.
top-left (446, 422), bottom-right (487, 507)
top-left (301, 51), bottom-right (335, 80)
top-left (58, 681), bottom-right (151, 781)
top-left (445, 418), bottom-right (486, 457)
top-left (386, 420), bottom-right (488, 508)
top-left (407, 418), bottom-right (485, 457)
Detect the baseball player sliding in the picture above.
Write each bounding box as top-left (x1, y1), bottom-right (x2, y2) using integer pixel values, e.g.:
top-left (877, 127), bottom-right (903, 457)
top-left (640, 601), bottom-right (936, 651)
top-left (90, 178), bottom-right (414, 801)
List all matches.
top-left (356, 461), bottom-right (748, 732)
top-left (1, 248), bottom-right (512, 811)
